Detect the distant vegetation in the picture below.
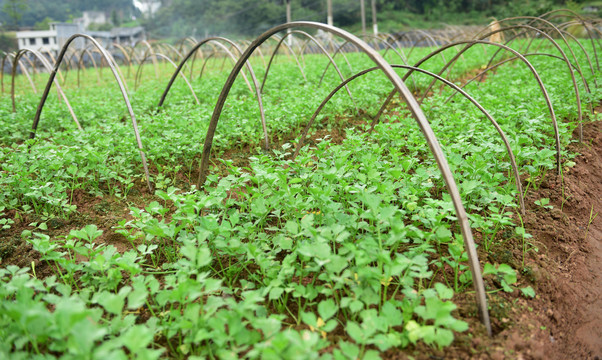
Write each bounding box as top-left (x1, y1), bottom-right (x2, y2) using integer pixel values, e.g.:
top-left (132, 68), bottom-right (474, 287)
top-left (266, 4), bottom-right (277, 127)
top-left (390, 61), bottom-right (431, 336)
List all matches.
top-left (0, 0), bottom-right (137, 30)
top-left (0, 0), bottom-right (599, 39)
top-left (143, 0), bottom-right (597, 38)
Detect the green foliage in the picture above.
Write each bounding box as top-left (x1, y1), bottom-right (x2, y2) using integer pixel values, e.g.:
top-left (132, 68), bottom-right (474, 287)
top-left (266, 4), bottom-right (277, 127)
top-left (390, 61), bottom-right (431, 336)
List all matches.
top-left (0, 0), bottom-right (137, 28)
top-left (520, 286), bottom-right (536, 298)
top-left (1, 0), bottom-right (28, 29)
top-left (483, 263), bottom-right (518, 293)
top-left (534, 198), bottom-right (553, 210)
top-left (0, 31), bottom-right (17, 52)
top-left (33, 16), bottom-right (53, 30)
top-left (143, 0), bottom-right (582, 37)
top-left (0, 35), bottom-right (597, 358)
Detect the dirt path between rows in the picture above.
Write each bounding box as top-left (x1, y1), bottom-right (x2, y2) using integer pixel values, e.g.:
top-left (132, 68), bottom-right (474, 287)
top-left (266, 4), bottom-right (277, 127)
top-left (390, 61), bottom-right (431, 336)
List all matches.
top-left (387, 120), bottom-right (602, 360)
top-left (496, 119), bottom-right (602, 360)
top-left (1, 112), bottom-right (600, 360)
top-left (536, 119), bottom-right (602, 359)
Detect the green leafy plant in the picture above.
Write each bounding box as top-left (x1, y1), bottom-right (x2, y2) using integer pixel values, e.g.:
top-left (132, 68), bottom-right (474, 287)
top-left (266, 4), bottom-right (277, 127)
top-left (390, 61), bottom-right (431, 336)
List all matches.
top-left (0, 35), bottom-right (595, 358)
top-left (534, 198), bottom-right (553, 210)
top-left (483, 263), bottom-right (518, 293)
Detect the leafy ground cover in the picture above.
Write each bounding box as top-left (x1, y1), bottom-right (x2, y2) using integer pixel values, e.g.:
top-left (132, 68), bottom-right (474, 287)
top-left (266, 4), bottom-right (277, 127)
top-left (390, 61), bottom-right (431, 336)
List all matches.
top-left (0, 39), bottom-right (600, 359)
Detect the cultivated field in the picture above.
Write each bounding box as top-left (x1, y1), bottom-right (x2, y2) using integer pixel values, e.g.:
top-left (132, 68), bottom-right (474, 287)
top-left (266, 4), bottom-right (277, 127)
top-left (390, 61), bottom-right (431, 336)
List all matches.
top-left (1, 14), bottom-right (601, 359)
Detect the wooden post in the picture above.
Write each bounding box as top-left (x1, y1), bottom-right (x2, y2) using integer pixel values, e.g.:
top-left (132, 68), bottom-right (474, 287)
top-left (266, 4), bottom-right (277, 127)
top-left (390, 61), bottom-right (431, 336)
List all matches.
top-left (286, 0), bottom-right (292, 46)
top-left (360, 0), bottom-right (366, 36)
top-left (371, 0), bottom-right (378, 35)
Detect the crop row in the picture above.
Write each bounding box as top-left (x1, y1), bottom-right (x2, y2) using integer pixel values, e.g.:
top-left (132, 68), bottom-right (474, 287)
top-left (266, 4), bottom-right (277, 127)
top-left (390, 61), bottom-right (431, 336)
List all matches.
top-left (0, 9), bottom-right (601, 359)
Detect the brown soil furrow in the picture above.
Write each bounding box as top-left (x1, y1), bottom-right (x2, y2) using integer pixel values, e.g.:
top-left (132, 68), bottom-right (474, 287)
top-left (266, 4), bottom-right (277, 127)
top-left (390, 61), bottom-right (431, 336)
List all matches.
top-left (524, 119), bottom-right (602, 359)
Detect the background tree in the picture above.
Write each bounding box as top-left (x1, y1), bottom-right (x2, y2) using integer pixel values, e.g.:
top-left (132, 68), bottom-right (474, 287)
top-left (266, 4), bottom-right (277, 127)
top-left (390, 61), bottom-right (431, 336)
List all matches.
top-left (0, 0), bottom-right (590, 37)
top-left (2, 0), bottom-right (28, 30)
top-left (33, 16), bottom-right (53, 30)
top-left (0, 32), bottom-right (17, 52)
top-left (0, 0), bottom-right (136, 28)
top-left (111, 9), bottom-right (121, 26)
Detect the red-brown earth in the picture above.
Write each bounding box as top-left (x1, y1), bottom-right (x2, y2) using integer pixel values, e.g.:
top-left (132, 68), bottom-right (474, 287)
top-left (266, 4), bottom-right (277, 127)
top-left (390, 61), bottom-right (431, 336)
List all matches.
top-left (392, 118), bottom-right (602, 359)
top-left (0, 117), bottom-right (600, 359)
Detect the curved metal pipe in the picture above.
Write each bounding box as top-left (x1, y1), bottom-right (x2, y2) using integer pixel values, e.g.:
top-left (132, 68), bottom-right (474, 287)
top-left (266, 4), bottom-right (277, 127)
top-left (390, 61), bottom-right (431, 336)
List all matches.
top-left (259, 31), bottom-right (308, 92)
top-left (18, 53), bottom-right (38, 77)
top-left (320, 39), bottom-right (355, 73)
top-left (76, 48), bottom-right (100, 87)
top-left (157, 37), bottom-right (269, 151)
top-left (376, 40), bottom-right (561, 175)
top-left (484, 16), bottom-right (589, 88)
top-left (134, 52), bottom-right (199, 105)
top-left (196, 21), bottom-right (491, 336)
top-left (446, 53), bottom-right (590, 109)
top-left (292, 64), bottom-right (525, 214)
top-left (407, 34), bottom-right (445, 59)
top-left (3, 52), bottom-right (36, 96)
top-left (163, 43), bottom-right (183, 62)
top-left (538, 9), bottom-right (601, 70)
top-left (176, 36), bottom-right (198, 54)
top-left (361, 34), bottom-right (420, 91)
top-left (488, 22), bottom-right (591, 80)
top-left (475, 25), bottom-right (585, 141)
top-left (390, 30), bottom-right (450, 72)
top-left (267, 35), bottom-right (293, 59)
top-left (393, 29), bottom-right (439, 48)
top-left (370, 35), bottom-right (410, 63)
top-left (137, 40), bottom-right (160, 79)
top-left (185, 42), bottom-right (204, 80)
top-left (240, 39), bottom-right (267, 68)
top-left (198, 51), bottom-right (218, 79)
top-left (29, 34), bottom-right (152, 192)
top-left (199, 41), bottom-right (253, 91)
top-left (111, 43), bottom-right (134, 78)
top-left (556, 22), bottom-right (598, 87)
top-left (0, 53), bottom-right (8, 94)
top-left (282, 31), bottom-right (357, 112)
top-left (12, 48), bottom-right (81, 130)
top-left (472, 29), bottom-right (595, 118)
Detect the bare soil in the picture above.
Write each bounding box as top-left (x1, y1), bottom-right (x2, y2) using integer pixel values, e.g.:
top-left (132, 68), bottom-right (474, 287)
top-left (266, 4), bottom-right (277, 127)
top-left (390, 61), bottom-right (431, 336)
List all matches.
top-left (401, 119), bottom-right (602, 360)
top-left (0, 117), bottom-right (600, 359)
top-left (513, 118), bottom-right (602, 360)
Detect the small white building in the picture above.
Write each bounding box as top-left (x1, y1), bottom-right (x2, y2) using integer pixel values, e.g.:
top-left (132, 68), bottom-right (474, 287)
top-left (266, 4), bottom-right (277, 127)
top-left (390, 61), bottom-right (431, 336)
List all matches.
top-left (87, 27), bottom-right (146, 48)
top-left (16, 23), bottom-right (85, 53)
top-left (16, 23), bottom-right (145, 54)
top-left (74, 11), bottom-right (108, 29)
top-left (111, 26), bottom-right (146, 46)
top-left (16, 29), bottom-right (59, 52)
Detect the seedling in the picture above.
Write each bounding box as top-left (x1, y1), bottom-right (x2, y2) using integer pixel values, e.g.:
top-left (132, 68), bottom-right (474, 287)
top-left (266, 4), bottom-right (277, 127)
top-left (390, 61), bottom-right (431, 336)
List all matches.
top-left (483, 263), bottom-right (518, 293)
top-left (515, 213), bottom-right (534, 267)
top-left (534, 198), bottom-right (553, 210)
top-left (0, 35), bottom-right (595, 358)
top-left (584, 205), bottom-right (598, 241)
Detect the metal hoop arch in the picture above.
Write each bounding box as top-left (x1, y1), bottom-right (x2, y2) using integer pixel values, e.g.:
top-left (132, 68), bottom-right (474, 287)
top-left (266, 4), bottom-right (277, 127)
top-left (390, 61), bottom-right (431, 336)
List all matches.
top-left (375, 40), bottom-right (562, 175)
top-left (291, 64), bottom-right (525, 214)
top-left (476, 25), bottom-right (585, 141)
top-left (2, 52), bottom-right (36, 96)
top-left (11, 49), bottom-right (80, 131)
top-left (157, 37), bottom-right (269, 151)
top-left (134, 52), bottom-right (199, 106)
top-left (196, 21), bottom-right (492, 336)
top-left (29, 34), bottom-right (152, 192)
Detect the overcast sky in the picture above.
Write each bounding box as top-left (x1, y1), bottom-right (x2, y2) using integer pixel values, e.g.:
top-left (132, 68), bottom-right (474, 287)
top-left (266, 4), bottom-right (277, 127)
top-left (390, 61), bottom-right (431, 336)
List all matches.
top-left (132, 0), bottom-right (161, 16)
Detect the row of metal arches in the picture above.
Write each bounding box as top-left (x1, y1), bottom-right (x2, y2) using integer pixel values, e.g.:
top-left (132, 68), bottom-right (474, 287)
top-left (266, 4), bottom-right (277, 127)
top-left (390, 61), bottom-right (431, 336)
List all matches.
top-left (3, 9), bottom-right (601, 338)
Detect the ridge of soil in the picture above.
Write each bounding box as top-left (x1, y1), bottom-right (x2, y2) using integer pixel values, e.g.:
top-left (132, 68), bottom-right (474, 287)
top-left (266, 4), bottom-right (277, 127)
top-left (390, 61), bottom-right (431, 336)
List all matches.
top-left (379, 119), bottom-right (602, 360)
top-left (473, 119), bottom-right (602, 360)
top-left (516, 118), bottom-right (602, 359)
top-left (1, 118), bottom-right (600, 359)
